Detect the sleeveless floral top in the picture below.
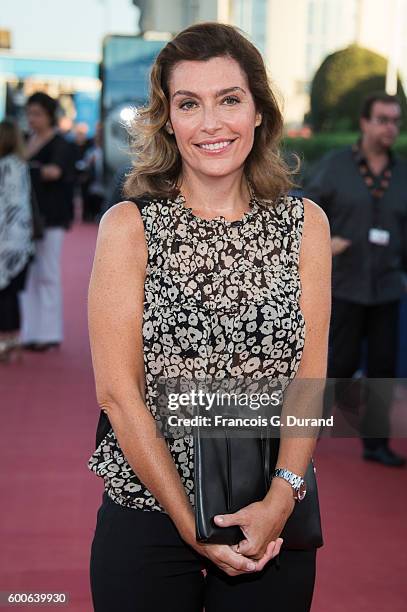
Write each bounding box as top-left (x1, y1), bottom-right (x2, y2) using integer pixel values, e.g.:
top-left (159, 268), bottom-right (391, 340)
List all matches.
top-left (88, 193), bottom-right (306, 511)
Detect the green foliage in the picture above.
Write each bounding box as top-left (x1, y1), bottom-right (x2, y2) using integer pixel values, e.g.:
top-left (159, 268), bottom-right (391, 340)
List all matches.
top-left (310, 45), bottom-right (407, 132)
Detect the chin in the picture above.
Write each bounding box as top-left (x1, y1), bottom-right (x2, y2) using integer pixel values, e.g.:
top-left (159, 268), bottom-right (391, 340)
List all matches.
top-left (195, 160), bottom-right (245, 178)
top-left (202, 166), bottom-right (236, 176)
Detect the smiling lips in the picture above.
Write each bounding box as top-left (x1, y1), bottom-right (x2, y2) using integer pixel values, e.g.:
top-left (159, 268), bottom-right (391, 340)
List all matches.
top-left (195, 139), bottom-right (236, 153)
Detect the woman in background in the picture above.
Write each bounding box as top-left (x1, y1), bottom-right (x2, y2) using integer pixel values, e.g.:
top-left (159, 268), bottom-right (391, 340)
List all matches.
top-left (20, 92), bottom-right (73, 352)
top-left (0, 119), bottom-right (34, 362)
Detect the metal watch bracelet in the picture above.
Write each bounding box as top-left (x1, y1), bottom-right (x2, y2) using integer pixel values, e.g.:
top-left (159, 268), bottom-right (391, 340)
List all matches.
top-left (273, 467), bottom-right (307, 501)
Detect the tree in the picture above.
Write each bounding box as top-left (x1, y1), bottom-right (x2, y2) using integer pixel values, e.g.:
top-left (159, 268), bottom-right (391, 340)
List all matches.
top-left (310, 45), bottom-right (407, 132)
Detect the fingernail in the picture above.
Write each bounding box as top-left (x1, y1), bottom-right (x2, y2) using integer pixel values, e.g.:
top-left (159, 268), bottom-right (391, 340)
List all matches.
top-left (247, 562), bottom-right (256, 571)
top-left (216, 516), bottom-right (224, 523)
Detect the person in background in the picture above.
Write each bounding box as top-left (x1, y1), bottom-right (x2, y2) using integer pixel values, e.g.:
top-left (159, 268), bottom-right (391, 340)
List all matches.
top-left (106, 163), bottom-right (132, 210)
top-left (305, 92), bottom-right (407, 467)
top-left (0, 119), bottom-right (34, 362)
top-left (77, 123), bottom-right (105, 222)
top-left (58, 115), bottom-right (74, 141)
top-left (59, 119), bottom-right (93, 223)
top-left (73, 122), bottom-right (92, 152)
top-left (20, 92), bottom-right (74, 352)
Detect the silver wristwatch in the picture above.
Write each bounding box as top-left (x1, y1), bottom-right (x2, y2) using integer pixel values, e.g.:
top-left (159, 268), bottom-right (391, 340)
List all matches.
top-left (273, 468), bottom-right (307, 501)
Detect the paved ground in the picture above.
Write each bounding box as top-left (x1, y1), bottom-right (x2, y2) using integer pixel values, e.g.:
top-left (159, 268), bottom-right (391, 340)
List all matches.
top-left (1, 222), bottom-right (406, 611)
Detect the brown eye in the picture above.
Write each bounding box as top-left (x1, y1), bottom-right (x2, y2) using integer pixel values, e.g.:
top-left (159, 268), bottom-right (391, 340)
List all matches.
top-left (222, 96), bottom-right (240, 105)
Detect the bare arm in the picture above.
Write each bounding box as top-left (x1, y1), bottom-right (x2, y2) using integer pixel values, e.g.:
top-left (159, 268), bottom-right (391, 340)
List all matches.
top-left (88, 202), bottom-right (195, 540)
top-left (264, 196), bottom-right (332, 503)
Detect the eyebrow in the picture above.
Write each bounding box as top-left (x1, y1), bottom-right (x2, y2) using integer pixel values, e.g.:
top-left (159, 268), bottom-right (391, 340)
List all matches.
top-left (172, 86), bottom-right (246, 100)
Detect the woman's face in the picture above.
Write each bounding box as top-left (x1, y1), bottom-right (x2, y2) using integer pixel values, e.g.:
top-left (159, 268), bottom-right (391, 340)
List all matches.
top-left (26, 103), bottom-right (53, 133)
top-left (168, 56), bottom-right (261, 180)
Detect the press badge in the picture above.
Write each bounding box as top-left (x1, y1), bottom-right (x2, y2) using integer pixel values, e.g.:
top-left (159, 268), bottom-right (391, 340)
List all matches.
top-left (368, 228), bottom-right (390, 246)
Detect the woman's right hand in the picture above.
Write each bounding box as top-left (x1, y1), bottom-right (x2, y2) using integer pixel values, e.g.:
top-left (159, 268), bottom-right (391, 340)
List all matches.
top-left (177, 506), bottom-right (277, 577)
top-left (191, 539), bottom-right (277, 577)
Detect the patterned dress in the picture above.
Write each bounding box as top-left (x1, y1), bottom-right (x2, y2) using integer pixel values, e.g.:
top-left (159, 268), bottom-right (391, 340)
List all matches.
top-left (88, 193), bottom-right (306, 511)
top-left (0, 154), bottom-right (34, 291)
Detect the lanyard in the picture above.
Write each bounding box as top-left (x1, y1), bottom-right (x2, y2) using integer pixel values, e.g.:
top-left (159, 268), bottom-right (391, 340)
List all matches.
top-left (351, 144), bottom-right (394, 298)
top-left (352, 144), bottom-right (393, 228)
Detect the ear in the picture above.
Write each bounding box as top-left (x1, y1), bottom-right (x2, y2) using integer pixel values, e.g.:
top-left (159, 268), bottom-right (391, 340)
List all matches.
top-left (255, 112), bottom-right (262, 127)
top-left (165, 121), bottom-right (174, 135)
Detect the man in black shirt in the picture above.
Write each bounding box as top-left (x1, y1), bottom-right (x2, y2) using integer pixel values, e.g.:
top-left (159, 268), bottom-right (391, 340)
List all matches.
top-left (305, 92), bottom-right (407, 467)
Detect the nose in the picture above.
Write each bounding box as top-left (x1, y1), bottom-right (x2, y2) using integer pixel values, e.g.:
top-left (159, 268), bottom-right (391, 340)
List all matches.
top-left (200, 105), bottom-right (222, 134)
top-left (385, 124), bottom-right (398, 138)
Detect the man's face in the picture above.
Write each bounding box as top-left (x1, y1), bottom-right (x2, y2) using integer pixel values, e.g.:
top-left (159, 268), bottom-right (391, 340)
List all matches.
top-left (360, 101), bottom-right (402, 150)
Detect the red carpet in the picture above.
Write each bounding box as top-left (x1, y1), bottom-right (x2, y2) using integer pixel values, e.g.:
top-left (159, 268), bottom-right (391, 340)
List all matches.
top-left (1, 222), bottom-right (406, 611)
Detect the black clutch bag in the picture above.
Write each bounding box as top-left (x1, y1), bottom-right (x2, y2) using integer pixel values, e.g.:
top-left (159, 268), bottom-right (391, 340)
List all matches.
top-left (193, 429), bottom-right (323, 550)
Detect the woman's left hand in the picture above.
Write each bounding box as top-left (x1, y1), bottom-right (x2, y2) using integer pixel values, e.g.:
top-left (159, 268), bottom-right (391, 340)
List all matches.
top-left (213, 478), bottom-right (296, 562)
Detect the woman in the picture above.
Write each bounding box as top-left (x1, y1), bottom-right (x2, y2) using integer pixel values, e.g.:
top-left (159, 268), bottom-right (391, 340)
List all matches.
top-left (0, 119), bottom-right (34, 362)
top-left (88, 23), bottom-right (331, 612)
top-left (20, 92), bottom-right (73, 351)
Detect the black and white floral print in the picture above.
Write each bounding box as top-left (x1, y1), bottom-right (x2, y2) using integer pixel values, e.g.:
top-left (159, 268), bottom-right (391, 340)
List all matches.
top-left (0, 154), bottom-right (34, 290)
top-left (88, 193), bottom-right (306, 512)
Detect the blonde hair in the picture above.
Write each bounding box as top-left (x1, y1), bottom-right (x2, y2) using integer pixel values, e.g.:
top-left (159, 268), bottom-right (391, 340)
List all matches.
top-left (124, 22), bottom-right (296, 203)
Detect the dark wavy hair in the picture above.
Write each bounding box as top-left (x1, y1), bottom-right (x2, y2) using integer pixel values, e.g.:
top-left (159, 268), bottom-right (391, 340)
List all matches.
top-left (26, 92), bottom-right (58, 127)
top-left (124, 22), bottom-right (296, 203)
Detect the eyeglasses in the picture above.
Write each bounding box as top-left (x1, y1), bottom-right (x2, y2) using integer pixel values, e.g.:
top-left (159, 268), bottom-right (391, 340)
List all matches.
top-left (369, 116), bottom-right (403, 128)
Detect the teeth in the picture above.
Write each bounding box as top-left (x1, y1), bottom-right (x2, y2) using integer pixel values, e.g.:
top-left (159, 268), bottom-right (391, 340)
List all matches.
top-left (199, 141), bottom-right (231, 151)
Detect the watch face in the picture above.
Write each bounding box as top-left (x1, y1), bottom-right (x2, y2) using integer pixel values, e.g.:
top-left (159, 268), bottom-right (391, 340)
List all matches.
top-left (297, 482), bottom-right (307, 501)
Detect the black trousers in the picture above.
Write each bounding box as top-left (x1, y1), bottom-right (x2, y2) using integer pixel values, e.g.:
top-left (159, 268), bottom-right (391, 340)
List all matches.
top-left (90, 493), bottom-right (316, 612)
top-left (327, 297), bottom-right (400, 449)
top-left (0, 265), bottom-right (30, 333)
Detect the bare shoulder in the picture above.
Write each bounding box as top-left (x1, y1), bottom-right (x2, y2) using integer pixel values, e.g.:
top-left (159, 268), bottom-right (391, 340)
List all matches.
top-left (90, 201), bottom-right (148, 283)
top-left (98, 200), bottom-right (145, 239)
top-left (299, 197), bottom-right (331, 274)
top-left (300, 198), bottom-right (330, 256)
top-left (302, 197), bottom-right (330, 234)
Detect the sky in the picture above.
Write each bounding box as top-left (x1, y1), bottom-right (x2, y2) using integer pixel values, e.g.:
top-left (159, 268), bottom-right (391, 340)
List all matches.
top-left (0, 0), bottom-right (140, 59)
